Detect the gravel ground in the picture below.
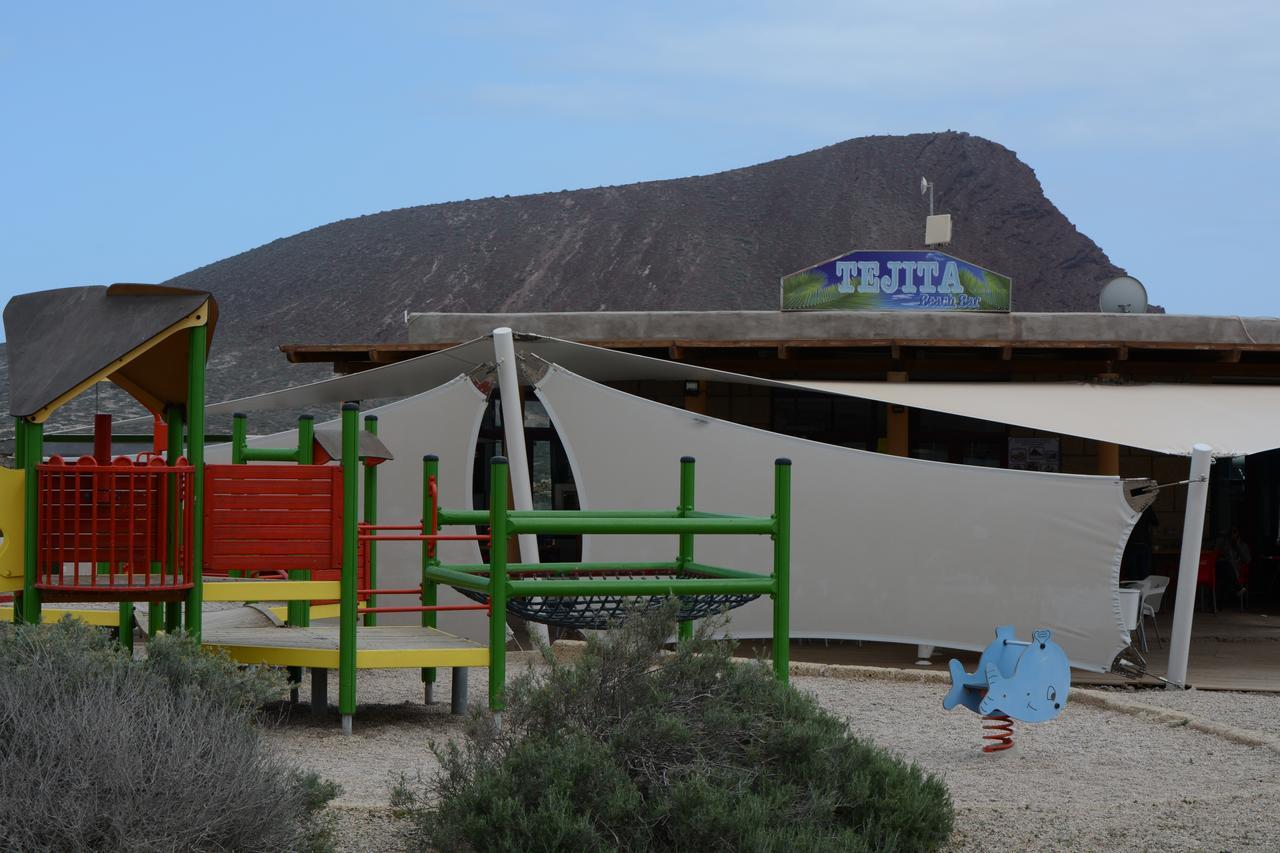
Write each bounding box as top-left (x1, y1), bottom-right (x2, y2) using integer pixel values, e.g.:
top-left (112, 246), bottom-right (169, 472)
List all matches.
top-left (262, 660), bottom-right (1280, 852)
top-left (1092, 684), bottom-right (1280, 742)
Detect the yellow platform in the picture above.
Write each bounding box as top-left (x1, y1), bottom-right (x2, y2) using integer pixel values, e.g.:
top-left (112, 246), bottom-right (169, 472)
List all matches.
top-left (0, 606), bottom-right (122, 627)
top-left (201, 624), bottom-right (488, 669)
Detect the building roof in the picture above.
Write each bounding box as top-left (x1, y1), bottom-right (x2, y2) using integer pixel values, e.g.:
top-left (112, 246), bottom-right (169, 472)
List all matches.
top-left (282, 310), bottom-right (1280, 381)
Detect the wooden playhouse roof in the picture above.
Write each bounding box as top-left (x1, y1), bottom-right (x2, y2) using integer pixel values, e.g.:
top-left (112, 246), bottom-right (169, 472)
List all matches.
top-left (4, 284), bottom-right (217, 421)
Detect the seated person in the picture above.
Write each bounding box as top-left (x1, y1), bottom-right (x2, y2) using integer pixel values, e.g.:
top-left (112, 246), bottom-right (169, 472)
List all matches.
top-left (1121, 509), bottom-right (1156, 582)
top-left (1215, 526), bottom-right (1252, 599)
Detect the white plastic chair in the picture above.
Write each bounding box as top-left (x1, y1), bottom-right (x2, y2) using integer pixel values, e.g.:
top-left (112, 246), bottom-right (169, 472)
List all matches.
top-left (1118, 587), bottom-right (1143, 650)
top-left (1141, 575), bottom-right (1170, 648)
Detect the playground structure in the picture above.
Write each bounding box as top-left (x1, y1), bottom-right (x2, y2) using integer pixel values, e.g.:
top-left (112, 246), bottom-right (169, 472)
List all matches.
top-left (2, 284), bottom-right (794, 733)
top-left (425, 453), bottom-right (793, 713)
top-left (943, 626), bottom-right (1071, 752)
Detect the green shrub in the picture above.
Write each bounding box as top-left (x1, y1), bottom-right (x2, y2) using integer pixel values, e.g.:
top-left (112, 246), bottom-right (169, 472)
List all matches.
top-left (0, 618), bottom-right (338, 852)
top-left (394, 605), bottom-right (953, 852)
top-left (144, 629), bottom-right (284, 714)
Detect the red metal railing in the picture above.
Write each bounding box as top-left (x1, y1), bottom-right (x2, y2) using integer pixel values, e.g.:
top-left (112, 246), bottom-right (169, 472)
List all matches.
top-left (37, 455), bottom-right (194, 600)
top-left (355, 500), bottom-right (491, 615)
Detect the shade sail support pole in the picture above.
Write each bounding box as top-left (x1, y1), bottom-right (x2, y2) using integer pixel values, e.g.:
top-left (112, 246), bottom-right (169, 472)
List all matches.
top-left (1166, 443), bottom-right (1212, 689)
top-left (492, 328), bottom-right (550, 646)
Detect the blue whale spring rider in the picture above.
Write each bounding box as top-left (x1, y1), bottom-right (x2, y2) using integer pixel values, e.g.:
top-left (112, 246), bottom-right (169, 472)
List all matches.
top-left (943, 626), bottom-right (1070, 725)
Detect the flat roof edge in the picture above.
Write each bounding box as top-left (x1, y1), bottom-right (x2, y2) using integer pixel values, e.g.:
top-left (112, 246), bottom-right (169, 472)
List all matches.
top-left (401, 310), bottom-right (1280, 348)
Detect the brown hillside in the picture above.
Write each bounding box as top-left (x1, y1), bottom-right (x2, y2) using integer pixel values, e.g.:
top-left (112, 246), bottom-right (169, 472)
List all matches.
top-left (3, 132), bottom-right (1125, 438)
top-left (170, 131), bottom-right (1123, 351)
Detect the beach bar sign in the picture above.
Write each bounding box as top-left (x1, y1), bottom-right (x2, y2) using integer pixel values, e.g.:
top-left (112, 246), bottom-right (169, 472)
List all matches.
top-left (781, 249), bottom-right (1011, 312)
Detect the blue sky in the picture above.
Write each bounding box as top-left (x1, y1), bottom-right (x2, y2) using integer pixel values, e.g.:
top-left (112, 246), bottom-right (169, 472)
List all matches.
top-left (2, 2), bottom-right (1277, 335)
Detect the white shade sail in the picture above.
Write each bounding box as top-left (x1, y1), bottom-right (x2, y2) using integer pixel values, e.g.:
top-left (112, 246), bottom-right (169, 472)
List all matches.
top-left (206, 335), bottom-right (781, 415)
top-left (207, 375), bottom-right (492, 638)
top-left (535, 364), bottom-right (1140, 672)
top-left (209, 331), bottom-right (1280, 458)
top-left (792, 380), bottom-right (1280, 458)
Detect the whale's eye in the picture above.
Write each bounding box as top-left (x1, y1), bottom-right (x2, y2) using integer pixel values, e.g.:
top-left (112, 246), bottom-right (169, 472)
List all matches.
top-left (1046, 686), bottom-right (1057, 702)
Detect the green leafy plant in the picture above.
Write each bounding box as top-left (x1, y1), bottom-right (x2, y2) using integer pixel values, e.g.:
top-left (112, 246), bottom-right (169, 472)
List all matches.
top-left (393, 605), bottom-right (953, 852)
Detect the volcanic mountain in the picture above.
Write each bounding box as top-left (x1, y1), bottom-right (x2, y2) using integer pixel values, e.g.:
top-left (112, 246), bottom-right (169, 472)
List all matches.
top-left (6, 131), bottom-right (1127, 437)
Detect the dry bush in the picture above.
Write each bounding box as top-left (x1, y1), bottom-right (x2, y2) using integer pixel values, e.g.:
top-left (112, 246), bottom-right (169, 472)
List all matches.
top-left (0, 619), bottom-right (337, 852)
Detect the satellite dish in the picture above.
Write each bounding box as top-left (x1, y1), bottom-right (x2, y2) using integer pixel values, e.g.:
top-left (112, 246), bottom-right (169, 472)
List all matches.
top-left (1099, 276), bottom-right (1148, 314)
top-left (920, 176), bottom-right (929, 195)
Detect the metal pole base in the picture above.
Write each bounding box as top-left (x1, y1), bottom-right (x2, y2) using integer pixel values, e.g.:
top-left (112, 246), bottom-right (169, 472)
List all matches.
top-left (289, 687), bottom-right (299, 704)
top-left (424, 682), bottom-right (434, 705)
top-left (451, 668), bottom-right (469, 715)
top-left (341, 714), bottom-right (353, 736)
top-left (491, 711), bottom-right (502, 733)
top-left (311, 667), bottom-right (329, 710)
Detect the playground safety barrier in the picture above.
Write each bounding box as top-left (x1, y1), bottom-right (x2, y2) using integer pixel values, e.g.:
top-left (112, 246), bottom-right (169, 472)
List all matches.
top-left (36, 455), bottom-right (194, 601)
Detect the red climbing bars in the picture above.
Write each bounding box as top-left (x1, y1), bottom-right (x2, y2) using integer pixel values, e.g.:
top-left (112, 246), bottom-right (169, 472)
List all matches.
top-left (36, 455), bottom-right (194, 601)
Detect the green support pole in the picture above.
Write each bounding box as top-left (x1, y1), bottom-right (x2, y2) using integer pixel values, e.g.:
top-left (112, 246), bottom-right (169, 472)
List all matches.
top-left (119, 602), bottom-right (134, 653)
top-left (20, 419), bottom-right (42, 625)
top-left (147, 602), bottom-right (162, 639)
top-left (289, 415), bottom-right (315, 628)
top-left (184, 324), bottom-right (206, 640)
top-left (363, 415), bottom-right (379, 627)
top-left (488, 456), bottom-right (510, 718)
top-left (286, 415), bottom-right (315, 698)
top-left (338, 403), bottom-right (360, 734)
top-left (296, 414), bottom-right (315, 464)
top-left (421, 455), bottom-right (439, 699)
top-left (771, 458), bottom-right (792, 683)
top-left (231, 412), bottom-right (247, 465)
top-left (677, 456), bottom-right (696, 643)
top-left (12, 419), bottom-right (24, 623)
top-left (165, 406), bottom-right (185, 633)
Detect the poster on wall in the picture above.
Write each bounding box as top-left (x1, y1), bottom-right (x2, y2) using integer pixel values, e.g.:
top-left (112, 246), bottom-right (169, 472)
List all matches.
top-left (1008, 437), bottom-right (1060, 472)
top-left (780, 249), bottom-right (1011, 312)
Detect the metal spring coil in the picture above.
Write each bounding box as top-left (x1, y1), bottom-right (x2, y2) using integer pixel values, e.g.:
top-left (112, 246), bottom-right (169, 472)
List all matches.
top-left (982, 714), bottom-right (1014, 752)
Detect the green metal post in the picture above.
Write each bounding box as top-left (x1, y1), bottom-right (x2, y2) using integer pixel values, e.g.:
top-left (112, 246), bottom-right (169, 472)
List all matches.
top-left (677, 456), bottom-right (695, 642)
top-left (183, 324), bottom-right (206, 640)
top-left (362, 415), bottom-right (378, 627)
top-left (296, 414), bottom-right (314, 465)
top-left (164, 406), bottom-right (185, 632)
top-left (20, 419), bottom-right (42, 624)
top-left (119, 603), bottom-right (134, 652)
top-left (338, 403), bottom-right (360, 733)
top-left (771, 458), bottom-right (792, 683)
top-left (289, 415), bottom-right (315, 628)
top-left (488, 456), bottom-right (510, 717)
top-left (421, 454), bottom-right (439, 698)
top-left (285, 414), bottom-right (315, 697)
top-left (231, 412), bottom-right (247, 465)
top-left (147, 602), bottom-right (162, 638)
top-left (12, 419), bottom-right (23, 622)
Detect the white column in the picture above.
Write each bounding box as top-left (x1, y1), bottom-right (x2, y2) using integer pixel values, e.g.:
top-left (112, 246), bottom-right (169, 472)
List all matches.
top-left (492, 328), bottom-right (550, 645)
top-left (1166, 443), bottom-right (1213, 688)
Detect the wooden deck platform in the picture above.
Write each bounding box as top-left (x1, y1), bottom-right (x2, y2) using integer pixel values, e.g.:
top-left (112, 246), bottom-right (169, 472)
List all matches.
top-left (202, 625), bottom-right (489, 670)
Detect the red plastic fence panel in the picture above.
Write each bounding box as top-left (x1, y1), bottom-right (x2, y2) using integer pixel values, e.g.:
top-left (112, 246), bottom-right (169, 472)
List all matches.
top-left (37, 455), bottom-right (194, 600)
top-left (203, 464), bottom-right (344, 575)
